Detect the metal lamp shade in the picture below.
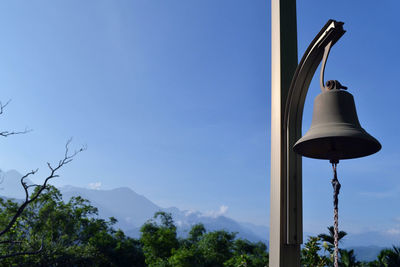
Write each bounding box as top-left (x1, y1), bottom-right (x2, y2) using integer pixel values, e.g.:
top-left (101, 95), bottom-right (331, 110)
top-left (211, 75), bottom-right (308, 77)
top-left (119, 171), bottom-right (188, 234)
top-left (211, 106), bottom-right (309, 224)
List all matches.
top-left (293, 89), bottom-right (381, 160)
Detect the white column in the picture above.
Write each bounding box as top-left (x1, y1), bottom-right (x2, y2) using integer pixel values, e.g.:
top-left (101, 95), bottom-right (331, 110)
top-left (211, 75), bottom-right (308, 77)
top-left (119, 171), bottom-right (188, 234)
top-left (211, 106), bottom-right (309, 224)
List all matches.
top-left (270, 0), bottom-right (300, 266)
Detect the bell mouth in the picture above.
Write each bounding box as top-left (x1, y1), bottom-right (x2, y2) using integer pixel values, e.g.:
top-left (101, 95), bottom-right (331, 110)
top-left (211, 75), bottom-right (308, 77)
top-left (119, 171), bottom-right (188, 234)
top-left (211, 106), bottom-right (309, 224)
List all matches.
top-left (293, 135), bottom-right (381, 160)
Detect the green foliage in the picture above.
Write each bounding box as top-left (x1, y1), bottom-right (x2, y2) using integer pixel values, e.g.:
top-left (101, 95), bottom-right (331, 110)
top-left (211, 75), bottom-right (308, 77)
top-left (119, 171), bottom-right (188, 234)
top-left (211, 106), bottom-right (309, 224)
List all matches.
top-left (301, 236), bottom-right (329, 267)
top-left (225, 239), bottom-right (269, 267)
top-left (318, 226), bottom-right (347, 254)
top-left (367, 246), bottom-right (400, 267)
top-left (140, 211), bottom-right (179, 266)
top-left (140, 214), bottom-right (269, 267)
top-left (196, 230), bottom-right (236, 266)
top-left (188, 223), bottom-right (206, 244)
top-left (3, 186), bottom-right (400, 267)
top-left (301, 234), bottom-right (364, 267)
top-left (0, 186), bottom-right (145, 266)
top-left (168, 247), bottom-right (202, 267)
top-left (339, 249), bottom-right (361, 267)
top-left (0, 189), bottom-right (270, 266)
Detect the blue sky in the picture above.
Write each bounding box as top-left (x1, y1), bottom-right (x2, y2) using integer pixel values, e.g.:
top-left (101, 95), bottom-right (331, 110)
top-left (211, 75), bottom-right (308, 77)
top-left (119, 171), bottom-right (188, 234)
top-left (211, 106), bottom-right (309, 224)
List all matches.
top-left (0, 0), bottom-right (398, 241)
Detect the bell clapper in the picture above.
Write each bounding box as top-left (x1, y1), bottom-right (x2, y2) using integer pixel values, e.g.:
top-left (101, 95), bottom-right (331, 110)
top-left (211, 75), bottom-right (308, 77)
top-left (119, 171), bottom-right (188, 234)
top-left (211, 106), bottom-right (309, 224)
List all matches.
top-left (330, 159), bottom-right (341, 267)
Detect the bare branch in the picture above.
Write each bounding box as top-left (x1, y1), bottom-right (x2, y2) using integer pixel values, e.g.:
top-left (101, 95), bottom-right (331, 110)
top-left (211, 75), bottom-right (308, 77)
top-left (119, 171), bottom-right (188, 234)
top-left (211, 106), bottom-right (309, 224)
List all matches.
top-left (0, 100), bottom-right (32, 137)
top-left (0, 128), bottom-right (32, 137)
top-left (20, 170), bottom-right (38, 202)
top-left (0, 140), bottom-right (84, 237)
top-left (0, 100), bottom-right (11, 115)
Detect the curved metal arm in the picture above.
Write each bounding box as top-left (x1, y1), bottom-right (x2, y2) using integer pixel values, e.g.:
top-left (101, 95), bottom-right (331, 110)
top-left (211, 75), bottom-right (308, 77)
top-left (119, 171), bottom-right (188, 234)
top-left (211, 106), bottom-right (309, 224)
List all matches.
top-left (283, 19), bottom-right (345, 244)
top-left (320, 41), bottom-right (348, 92)
top-left (320, 41), bottom-right (333, 91)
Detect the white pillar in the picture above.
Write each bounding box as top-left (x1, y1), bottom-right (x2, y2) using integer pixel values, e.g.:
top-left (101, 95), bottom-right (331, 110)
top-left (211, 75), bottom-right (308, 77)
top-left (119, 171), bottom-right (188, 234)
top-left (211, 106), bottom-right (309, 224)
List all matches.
top-left (270, 0), bottom-right (300, 266)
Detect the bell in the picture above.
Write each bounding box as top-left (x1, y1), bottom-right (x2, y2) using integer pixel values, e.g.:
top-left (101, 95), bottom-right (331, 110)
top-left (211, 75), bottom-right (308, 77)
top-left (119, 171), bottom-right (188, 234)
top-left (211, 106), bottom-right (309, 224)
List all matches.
top-left (293, 84), bottom-right (381, 161)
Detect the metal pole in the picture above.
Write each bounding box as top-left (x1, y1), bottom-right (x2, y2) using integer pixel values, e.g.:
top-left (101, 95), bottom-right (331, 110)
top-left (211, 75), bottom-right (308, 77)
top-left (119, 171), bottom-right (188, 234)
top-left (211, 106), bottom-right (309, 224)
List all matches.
top-left (270, 0), bottom-right (299, 266)
top-left (270, 0), bottom-right (346, 264)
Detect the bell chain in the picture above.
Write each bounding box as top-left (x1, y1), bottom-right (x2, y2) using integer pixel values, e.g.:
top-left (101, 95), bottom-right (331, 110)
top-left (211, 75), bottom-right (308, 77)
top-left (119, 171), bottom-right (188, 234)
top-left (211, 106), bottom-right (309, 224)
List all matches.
top-left (331, 162), bottom-right (341, 267)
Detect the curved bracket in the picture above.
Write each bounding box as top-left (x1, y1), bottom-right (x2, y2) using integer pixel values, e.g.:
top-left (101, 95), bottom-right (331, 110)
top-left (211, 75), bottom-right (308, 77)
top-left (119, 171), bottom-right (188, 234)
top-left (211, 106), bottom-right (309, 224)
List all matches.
top-left (283, 20), bottom-right (345, 244)
top-left (320, 40), bottom-right (333, 92)
top-left (319, 41), bottom-right (348, 92)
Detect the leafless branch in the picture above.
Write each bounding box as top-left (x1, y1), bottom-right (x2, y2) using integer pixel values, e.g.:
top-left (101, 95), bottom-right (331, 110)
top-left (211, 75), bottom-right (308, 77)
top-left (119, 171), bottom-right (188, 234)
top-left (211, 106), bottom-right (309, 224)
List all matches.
top-left (0, 140), bottom-right (85, 237)
top-left (0, 100), bottom-right (32, 137)
top-left (0, 100), bottom-right (11, 115)
top-left (0, 128), bottom-right (32, 137)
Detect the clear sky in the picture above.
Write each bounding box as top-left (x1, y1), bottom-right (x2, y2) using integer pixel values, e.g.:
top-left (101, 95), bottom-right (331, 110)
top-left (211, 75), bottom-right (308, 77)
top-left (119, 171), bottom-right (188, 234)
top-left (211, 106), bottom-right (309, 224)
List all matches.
top-left (0, 0), bottom-right (398, 240)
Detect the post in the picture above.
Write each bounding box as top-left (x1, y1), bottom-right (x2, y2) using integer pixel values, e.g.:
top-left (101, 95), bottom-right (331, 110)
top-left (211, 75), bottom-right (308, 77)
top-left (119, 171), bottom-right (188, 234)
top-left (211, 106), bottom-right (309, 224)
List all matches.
top-left (270, 3), bottom-right (346, 263)
top-left (270, 0), bottom-right (299, 266)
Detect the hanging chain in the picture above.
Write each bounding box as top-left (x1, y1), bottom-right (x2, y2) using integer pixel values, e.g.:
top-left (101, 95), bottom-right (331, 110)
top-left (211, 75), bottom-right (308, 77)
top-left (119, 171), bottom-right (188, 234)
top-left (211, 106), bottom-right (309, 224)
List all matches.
top-left (331, 161), bottom-right (341, 267)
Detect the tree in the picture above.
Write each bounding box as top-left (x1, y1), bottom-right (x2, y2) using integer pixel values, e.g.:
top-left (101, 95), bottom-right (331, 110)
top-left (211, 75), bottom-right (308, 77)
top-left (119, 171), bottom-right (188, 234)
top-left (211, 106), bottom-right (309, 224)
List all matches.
top-left (140, 214), bottom-right (269, 267)
top-left (318, 226), bottom-right (353, 266)
top-left (0, 99), bottom-right (85, 258)
top-left (301, 236), bottom-right (329, 267)
top-left (0, 186), bottom-right (145, 266)
top-left (140, 211), bottom-right (179, 266)
top-left (339, 249), bottom-right (360, 267)
top-left (318, 226), bottom-right (348, 252)
top-left (188, 223), bottom-right (206, 244)
top-left (168, 247), bottom-right (203, 267)
top-left (225, 239), bottom-right (269, 267)
top-left (371, 246), bottom-right (400, 267)
top-left (196, 230), bottom-right (236, 266)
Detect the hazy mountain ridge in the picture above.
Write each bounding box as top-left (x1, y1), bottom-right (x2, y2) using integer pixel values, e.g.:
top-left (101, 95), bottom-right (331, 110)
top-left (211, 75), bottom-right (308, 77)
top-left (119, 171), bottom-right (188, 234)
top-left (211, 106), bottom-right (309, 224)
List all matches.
top-left (61, 185), bottom-right (160, 230)
top-left (0, 169), bottom-right (398, 262)
top-left (60, 185), bottom-right (268, 242)
top-left (347, 246), bottom-right (385, 262)
top-left (0, 169), bottom-right (268, 242)
top-left (0, 169), bottom-right (34, 199)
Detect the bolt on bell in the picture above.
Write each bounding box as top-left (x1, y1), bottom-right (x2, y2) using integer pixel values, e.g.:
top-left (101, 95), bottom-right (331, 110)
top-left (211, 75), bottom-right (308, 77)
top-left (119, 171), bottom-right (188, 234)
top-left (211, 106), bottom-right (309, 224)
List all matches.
top-left (293, 85), bottom-right (381, 161)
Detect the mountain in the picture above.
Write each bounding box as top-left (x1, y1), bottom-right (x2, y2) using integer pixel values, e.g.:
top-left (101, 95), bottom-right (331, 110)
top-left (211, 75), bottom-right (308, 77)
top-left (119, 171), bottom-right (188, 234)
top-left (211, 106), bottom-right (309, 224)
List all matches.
top-left (342, 231), bottom-right (400, 247)
top-left (0, 169), bottom-right (269, 242)
top-left (347, 246), bottom-right (385, 262)
top-left (162, 208), bottom-right (268, 242)
top-left (3, 168), bottom-right (398, 260)
top-left (60, 185), bottom-right (268, 242)
top-left (61, 185), bottom-right (160, 230)
top-left (0, 169), bottom-right (34, 199)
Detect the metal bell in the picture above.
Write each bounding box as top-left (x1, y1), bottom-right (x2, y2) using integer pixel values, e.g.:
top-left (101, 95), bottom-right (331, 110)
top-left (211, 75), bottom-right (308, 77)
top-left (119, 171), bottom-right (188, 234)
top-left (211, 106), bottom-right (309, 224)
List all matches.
top-left (293, 83), bottom-right (381, 161)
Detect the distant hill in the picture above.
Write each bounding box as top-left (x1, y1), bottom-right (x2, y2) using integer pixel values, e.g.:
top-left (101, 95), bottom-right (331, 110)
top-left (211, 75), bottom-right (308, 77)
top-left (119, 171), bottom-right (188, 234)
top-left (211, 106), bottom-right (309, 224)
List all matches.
top-left (342, 231), bottom-right (400, 247)
top-left (0, 169), bottom-right (268, 242)
top-left (1, 168), bottom-right (399, 261)
top-left (347, 245), bottom-right (385, 262)
top-left (60, 185), bottom-right (268, 242)
top-left (0, 169), bottom-right (34, 199)
top-left (61, 185), bottom-right (160, 230)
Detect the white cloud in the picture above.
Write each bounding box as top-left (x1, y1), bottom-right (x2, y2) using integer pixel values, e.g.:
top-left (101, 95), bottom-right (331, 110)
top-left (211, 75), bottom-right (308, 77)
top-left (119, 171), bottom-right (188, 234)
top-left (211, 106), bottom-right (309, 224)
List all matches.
top-left (387, 228), bottom-right (400, 235)
top-left (184, 210), bottom-right (196, 217)
top-left (358, 185), bottom-right (400, 199)
top-left (219, 205), bottom-right (228, 215)
top-left (88, 182), bottom-right (102, 190)
top-left (203, 205), bottom-right (229, 218)
top-left (386, 218), bottom-right (400, 236)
